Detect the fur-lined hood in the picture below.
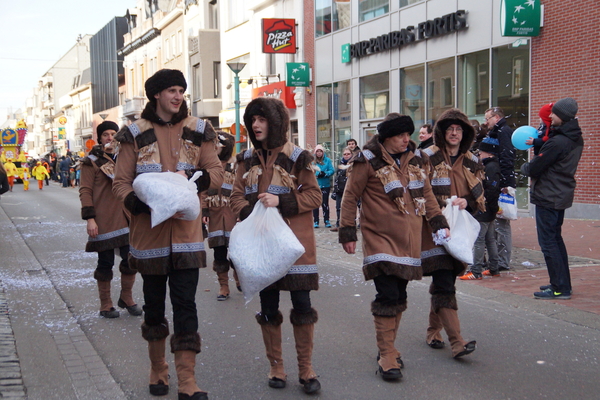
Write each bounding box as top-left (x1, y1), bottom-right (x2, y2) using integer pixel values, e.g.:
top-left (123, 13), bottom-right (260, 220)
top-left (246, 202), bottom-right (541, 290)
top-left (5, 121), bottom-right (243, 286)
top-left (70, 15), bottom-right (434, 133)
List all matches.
top-left (433, 108), bottom-right (475, 155)
top-left (243, 97), bottom-right (290, 150)
top-left (140, 100), bottom-right (189, 126)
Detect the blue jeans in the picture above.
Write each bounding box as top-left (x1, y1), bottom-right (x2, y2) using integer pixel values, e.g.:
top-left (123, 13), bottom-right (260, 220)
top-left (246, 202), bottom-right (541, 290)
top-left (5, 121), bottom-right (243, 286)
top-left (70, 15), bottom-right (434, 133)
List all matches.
top-left (313, 187), bottom-right (331, 223)
top-left (535, 206), bottom-right (571, 293)
top-left (495, 218), bottom-right (512, 270)
top-left (471, 221), bottom-right (499, 275)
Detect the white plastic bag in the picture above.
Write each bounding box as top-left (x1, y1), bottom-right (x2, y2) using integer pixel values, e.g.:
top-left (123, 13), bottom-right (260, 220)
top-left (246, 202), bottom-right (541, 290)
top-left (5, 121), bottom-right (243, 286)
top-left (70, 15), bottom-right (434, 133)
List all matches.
top-left (441, 196), bottom-right (481, 264)
top-left (229, 201), bottom-right (305, 305)
top-left (497, 187), bottom-right (518, 220)
top-left (132, 171), bottom-right (203, 228)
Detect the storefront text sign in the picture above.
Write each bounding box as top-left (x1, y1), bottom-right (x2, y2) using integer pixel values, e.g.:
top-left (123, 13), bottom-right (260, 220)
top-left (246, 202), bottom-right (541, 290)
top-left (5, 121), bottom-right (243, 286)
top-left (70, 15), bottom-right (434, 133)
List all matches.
top-left (342, 10), bottom-right (467, 62)
top-left (286, 63), bottom-right (310, 87)
top-left (262, 19), bottom-right (296, 54)
top-left (252, 81), bottom-right (297, 109)
top-left (501, 0), bottom-right (541, 37)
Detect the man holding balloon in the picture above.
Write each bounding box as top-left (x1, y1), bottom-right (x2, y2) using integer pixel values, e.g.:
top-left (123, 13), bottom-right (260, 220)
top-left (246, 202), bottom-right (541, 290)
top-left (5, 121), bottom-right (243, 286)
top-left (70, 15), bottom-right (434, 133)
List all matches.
top-left (520, 98), bottom-right (584, 300)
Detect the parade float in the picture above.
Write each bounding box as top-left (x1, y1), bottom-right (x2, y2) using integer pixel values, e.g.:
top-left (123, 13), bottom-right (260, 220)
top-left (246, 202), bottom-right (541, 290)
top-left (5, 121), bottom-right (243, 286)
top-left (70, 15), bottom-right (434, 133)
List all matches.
top-left (1, 119), bottom-right (29, 180)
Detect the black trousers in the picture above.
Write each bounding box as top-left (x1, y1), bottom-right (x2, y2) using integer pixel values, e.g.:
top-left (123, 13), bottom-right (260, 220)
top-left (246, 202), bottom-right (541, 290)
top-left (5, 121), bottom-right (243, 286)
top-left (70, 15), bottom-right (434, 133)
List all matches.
top-left (430, 269), bottom-right (456, 295)
top-left (373, 275), bottom-right (408, 308)
top-left (259, 289), bottom-right (312, 319)
top-left (142, 268), bottom-right (199, 335)
top-left (97, 245), bottom-right (129, 274)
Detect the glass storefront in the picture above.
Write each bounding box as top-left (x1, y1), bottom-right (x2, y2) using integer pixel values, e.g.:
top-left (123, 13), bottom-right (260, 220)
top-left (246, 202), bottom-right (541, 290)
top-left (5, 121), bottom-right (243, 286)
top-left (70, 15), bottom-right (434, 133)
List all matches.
top-left (333, 80), bottom-right (352, 163)
top-left (360, 71), bottom-right (389, 120)
top-left (427, 58), bottom-right (455, 122)
top-left (400, 64), bottom-right (425, 141)
top-left (316, 84), bottom-right (333, 156)
top-left (359, 0), bottom-right (389, 22)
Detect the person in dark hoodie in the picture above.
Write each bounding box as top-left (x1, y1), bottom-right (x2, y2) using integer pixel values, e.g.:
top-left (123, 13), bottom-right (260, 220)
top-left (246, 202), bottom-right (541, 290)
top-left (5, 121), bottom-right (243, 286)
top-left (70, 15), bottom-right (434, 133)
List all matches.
top-left (417, 124), bottom-right (434, 149)
top-left (202, 131), bottom-right (241, 301)
top-left (420, 108), bottom-right (484, 359)
top-left (230, 97), bottom-right (322, 394)
top-left (521, 97), bottom-right (584, 300)
top-left (329, 147), bottom-right (353, 232)
top-left (113, 69), bottom-right (224, 400)
top-left (460, 135), bottom-right (502, 280)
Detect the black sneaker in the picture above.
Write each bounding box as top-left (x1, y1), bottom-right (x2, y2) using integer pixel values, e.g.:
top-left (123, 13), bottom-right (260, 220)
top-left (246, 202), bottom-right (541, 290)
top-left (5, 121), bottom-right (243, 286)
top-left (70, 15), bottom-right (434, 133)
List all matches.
top-left (534, 288), bottom-right (571, 300)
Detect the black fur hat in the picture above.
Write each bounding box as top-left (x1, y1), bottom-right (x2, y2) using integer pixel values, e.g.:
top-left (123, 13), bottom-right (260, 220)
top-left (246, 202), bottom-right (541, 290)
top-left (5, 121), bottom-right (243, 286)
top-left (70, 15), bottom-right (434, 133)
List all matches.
top-left (376, 114), bottom-right (415, 143)
top-left (144, 69), bottom-right (187, 101)
top-left (243, 97), bottom-right (290, 149)
top-left (96, 121), bottom-right (119, 142)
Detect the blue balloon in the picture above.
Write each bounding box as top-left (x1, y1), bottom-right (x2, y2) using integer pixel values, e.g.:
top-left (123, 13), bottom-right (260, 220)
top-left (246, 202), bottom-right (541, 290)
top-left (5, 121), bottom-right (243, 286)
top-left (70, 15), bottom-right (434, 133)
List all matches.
top-left (511, 126), bottom-right (537, 150)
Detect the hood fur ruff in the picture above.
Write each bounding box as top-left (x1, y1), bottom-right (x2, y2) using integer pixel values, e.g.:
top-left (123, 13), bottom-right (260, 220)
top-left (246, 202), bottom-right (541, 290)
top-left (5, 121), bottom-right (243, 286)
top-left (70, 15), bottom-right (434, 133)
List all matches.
top-left (433, 108), bottom-right (475, 155)
top-left (243, 97), bottom-right (290, 150)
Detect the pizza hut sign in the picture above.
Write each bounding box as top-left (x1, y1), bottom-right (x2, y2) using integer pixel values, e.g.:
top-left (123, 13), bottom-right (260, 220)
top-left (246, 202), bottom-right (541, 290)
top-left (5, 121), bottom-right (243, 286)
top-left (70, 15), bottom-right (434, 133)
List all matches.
top-left (262, 18), bottom-right (296, 54)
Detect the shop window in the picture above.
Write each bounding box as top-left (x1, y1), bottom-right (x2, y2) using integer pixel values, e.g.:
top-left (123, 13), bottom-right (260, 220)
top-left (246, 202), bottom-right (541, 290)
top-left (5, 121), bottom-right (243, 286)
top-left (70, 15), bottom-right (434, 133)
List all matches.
top-left (317, 84), bottom-right (333, 150)
top-left (333, 80), bottom-right (352, 162)
top-left (458, 50), bottom-right (489, 120)
top-left (360, 72), bottom-right (389, 119)
top-left (400, 64), bottom-right (424, 139)
top-left (400, 0), bottom-right (423, 8)
top-left (512, 56), bottom-right (524, 98)
top-left (427, 57), bottom-right (455, 121)
top-left (316, 0), bottom-right (351, 37)
top-left (290, 120), bottom-right (299, 146)
top-left (360, 0), bottom-right (389, 22)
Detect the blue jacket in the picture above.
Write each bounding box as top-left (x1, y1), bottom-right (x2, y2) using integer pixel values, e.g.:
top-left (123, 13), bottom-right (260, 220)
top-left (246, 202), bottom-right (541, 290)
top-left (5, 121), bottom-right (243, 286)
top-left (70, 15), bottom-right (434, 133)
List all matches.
top-left (313, 156), bottom-right (334, 188)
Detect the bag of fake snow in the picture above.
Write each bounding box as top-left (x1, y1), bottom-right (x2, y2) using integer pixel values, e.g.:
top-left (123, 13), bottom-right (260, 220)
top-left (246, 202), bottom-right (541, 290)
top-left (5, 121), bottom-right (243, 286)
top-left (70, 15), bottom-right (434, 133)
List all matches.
top-left (440, 196), bottom-right (481, 264)
top-left (132, 171), bottom-right (203, 228)
top-left (229, 201), bottom-right (305, 305)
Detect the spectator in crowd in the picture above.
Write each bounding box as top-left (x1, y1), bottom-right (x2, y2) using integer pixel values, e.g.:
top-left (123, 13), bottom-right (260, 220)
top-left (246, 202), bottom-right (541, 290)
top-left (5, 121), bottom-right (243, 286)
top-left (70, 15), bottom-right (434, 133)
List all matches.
top-left (526, 103), bottom-right (553, 155)
top-left (346, 138), bottom-right (361, 156)
top-left (417, 124), bottom-right (434, 149)
top-left (330, 147), bottom-right (353, 232)
top-left (312, 144), bottom-right (335, 228)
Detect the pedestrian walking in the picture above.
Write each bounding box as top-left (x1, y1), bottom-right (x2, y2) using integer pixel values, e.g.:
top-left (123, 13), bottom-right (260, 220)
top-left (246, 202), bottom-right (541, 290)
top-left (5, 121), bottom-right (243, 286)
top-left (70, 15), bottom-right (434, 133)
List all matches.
top-left (230, 97), bottom-right (322, 394)
top-left (330, 147), bottom-right (353, 232)
top-left (521, 98), bottom-right (584, 300)
top-left (22, 168), bottom-right (30, 191)
top-left (484, 107), bottom-right (515, 272)
top-left (202, 131), bottom-right (241, 301)
top-left (113, 69), bottom-right (223, 399)
top-left (460, 135), bottom-right (502, 280)
top-left (312, 144), bottom-right (334, 228)
top-left (42, 159), bottom-right (51, 185)
top-left (339, 113), bottom-right (449, 381)
top-left (4, 159), bottom-right (17, 192)
top-left (59, 155), bottom-right (71, 188)
top-left (420, 108), bottom-right (484, 358)
top-left (31, 161), bottom-right (50, 190)
top-left (80, 121), bottom-right (142, 319)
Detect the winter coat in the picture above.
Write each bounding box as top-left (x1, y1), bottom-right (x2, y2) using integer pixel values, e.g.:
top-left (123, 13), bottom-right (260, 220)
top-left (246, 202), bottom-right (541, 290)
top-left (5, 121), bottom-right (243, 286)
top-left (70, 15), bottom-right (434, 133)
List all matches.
top-left (59, 157), bottom-right (71, 172)
top-left (31, 164), bottom-right (50, 181)
top-left (475, 156), bottom-right (501, 223)
top-left (113, 102), bottom-right (224, 275)
top-left (79, 145), bottom-right (129, 253)
top-left (231, 97), bottom-right (321, 291)
top-left (421, 108), bottom-right (485, 276)
top-left (203, 158), bottom-right (237, 249)
top-left (417, 136), bottom-right (433, 150)
top-left (488, 117), bottom-right (516, 188)
top-left (332, 159), bottom-right (350, 196)
top-left (313, 155), bottom-right (334, 188)
top-left (521, 118), bottom-right (584, 210)
top-left (4, 161), bottom-right (17, 177)
top-left (339, 136), bottom-right (448, 283)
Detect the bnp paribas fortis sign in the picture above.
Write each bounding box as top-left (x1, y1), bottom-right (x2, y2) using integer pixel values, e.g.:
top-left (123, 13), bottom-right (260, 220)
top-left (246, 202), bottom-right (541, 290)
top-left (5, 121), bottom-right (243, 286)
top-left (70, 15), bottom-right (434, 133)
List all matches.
top-left (500, 0), bottom-right (541, 37)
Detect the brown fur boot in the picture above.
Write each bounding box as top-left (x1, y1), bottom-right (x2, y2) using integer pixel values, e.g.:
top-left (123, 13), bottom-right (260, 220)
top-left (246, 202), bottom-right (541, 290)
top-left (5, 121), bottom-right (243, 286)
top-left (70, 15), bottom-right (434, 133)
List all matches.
top-left (437, 307), bottom-right (476, 358)
top-left (426, 305), bottom-right (445, 349)
top-left (174, 350), bottom-right (206, 398)
top-left (256, 311), bottom-right (286, 388)
top-left (216, 271), bottom-right (230, 300)
top-left (118, 273), bottom-right (142, 315)
top-left (374, 315), bottom-right (401, 381)
top-left (142, 320), bottom-right (170, 396)
top-left (291, 308), bottom-right (320, 394)
top-left (97, 280), bottom-right (119, 318)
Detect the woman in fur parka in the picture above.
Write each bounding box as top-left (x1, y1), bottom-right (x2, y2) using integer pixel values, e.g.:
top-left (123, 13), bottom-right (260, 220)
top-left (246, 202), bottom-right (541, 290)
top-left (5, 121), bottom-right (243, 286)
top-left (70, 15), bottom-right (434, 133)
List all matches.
top-left (230, 97), bottom-right (322, 394)
top-left (420, 108), bottom-right (485, 359)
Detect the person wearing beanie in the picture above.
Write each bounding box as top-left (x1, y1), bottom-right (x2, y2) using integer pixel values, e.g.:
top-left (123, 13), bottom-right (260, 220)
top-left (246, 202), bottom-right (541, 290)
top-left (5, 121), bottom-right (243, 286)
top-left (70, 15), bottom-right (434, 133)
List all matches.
top-left (526, 103), bottom-right (554, 155)
top-left (230, 97), bottom-right (322, 394)
top-left (339, 112), bottom-right (450, 380)
top-left (312, 144), bottom-right (335, 228)
top-left (460, 135), bottom-right (502, 280)
top-left (521, 97), bottom-right (584, 300)
top-left (113, 69), bottom-right (224, 399)
top-left (201, 131), bottom-right (241, 301)
top-left (79, 120), bottom-right (142, 319)
top-left (420, 108), bottom-right (484, 359)
top-left (484, 107), bottom-right (515, 273)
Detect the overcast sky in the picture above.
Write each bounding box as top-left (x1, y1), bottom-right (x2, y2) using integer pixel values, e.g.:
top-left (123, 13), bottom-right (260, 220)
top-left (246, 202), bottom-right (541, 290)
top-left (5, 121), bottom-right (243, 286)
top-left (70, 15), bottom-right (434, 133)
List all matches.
top-left (0, 0), bottom-right (136, 123)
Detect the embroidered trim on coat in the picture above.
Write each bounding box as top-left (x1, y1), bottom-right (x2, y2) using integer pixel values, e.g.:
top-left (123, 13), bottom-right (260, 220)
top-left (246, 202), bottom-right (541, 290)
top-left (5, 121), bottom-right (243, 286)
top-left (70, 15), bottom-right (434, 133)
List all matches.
top-left (88, 227), bottom-right (130, 242)
top-left (131, 246), bottom-right (170, 259)
top-left (364, 253), bottom-right (421, 266)
top-left (137, 164), bottom-right (163, 173)
top-left (288, 265), bottom-right (318, 274)
top-left (172, 242), bottom-right (205, 252)
top-left (421, 247), bottom-right (448, 259)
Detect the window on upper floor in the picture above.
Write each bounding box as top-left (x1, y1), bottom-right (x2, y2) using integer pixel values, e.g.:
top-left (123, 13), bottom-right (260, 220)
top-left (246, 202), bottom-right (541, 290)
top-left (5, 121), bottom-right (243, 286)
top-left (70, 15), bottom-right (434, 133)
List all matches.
top-left (359, 0), bottom-right (389, 23)
top-left (228, 0), bottom-right (249, 29)
top-left (316, 0), bottom-right (352, 37)
top-left (400, 0), bottom-right (423, 8)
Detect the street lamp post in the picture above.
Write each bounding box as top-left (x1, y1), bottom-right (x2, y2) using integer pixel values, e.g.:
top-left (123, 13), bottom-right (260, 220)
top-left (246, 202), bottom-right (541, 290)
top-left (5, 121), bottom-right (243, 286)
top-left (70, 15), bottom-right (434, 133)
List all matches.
top-left (227, 62), bottom-right (246, 153)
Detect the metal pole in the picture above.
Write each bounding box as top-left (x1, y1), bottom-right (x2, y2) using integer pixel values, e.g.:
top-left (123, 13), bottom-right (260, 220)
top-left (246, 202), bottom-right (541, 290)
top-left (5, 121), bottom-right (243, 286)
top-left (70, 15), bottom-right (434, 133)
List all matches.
top-left (234, 72), bottom-right (241, 154)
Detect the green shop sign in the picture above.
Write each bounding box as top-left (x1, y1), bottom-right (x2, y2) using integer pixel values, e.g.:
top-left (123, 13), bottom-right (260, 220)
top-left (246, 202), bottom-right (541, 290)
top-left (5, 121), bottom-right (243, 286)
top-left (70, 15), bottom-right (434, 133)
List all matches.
top-left (286, 62), bottom-right (310, 87)
top-left (501, 0), bottom-right (541, 37)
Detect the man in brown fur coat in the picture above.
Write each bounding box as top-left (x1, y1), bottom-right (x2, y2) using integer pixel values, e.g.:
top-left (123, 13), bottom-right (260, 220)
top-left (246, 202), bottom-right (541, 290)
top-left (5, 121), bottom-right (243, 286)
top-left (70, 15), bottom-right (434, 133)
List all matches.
top-left (230, 97), bottom-right (322, 394)
top-left (420, 108), bottom-right (485, 359)
top-left (339, 113), bottom-right (449, 381)
top-left (113, 69), bottom-right (223, 400)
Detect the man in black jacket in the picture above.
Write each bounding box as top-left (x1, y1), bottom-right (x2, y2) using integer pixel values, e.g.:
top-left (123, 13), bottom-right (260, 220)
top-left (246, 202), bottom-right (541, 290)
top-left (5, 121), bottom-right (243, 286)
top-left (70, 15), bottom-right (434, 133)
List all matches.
top-left (484, 107), bottom-right (515, 272)
top-left (521, 98), bottom-right (583, 300)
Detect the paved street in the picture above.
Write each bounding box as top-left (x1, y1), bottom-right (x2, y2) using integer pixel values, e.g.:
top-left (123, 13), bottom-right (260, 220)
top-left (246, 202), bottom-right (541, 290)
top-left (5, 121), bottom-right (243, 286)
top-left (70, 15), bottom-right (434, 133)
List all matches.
top-left (1, 182), bottom-right (600, 399)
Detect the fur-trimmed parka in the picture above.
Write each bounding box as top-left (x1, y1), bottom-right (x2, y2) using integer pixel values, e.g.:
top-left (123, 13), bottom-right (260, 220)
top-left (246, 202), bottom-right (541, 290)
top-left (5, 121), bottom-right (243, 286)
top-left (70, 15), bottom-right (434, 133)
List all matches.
top-left (230, 97), bottom-right (322, 291)
top-left (79, 145), bottom-right (129, 253)
top-left (113, 102), bottom-right (224, 275)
